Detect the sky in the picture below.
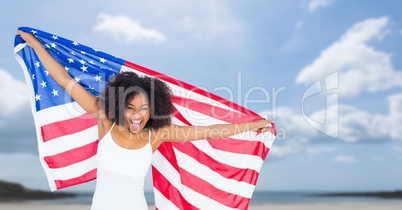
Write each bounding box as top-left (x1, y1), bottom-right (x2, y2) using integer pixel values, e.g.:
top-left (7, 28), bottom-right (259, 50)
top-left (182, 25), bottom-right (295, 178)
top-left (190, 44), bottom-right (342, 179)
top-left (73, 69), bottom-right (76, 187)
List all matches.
top-left (0, 0), bottom-right (401, 193)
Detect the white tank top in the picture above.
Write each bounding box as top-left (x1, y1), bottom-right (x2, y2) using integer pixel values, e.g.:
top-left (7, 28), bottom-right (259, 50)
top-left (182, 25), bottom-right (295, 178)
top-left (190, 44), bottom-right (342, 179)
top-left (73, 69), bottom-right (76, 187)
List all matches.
top-left (91, 123), bottom-right (152, 210)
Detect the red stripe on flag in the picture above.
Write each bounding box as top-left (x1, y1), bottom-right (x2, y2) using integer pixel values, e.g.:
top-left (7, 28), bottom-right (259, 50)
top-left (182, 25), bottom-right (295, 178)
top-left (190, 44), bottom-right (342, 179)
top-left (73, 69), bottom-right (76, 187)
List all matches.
top-left (41, 113), bottom-right (97, 142)
top-left (124, 61), bottom-right (262, 118)
top-left (55, 168), bottom-right (97, 190)
top-left (44, 140), bottom-right (98, 169)
top-left (173, 142), bottom-right (260, 185)
top-left (172, 95), bottom-right (259, 124)
top-left (153, 142), bottom-right (198, 209)
top-left (158, 143), bottom-right (253, 209)
top-left (179, 167), bottom-right (251, 209)
top-left (152, 166), bottom-right (198, 210)
top-left (172, 107), bottom-right (192, 126)
top-left (208, 137), bottom-right (270, 158)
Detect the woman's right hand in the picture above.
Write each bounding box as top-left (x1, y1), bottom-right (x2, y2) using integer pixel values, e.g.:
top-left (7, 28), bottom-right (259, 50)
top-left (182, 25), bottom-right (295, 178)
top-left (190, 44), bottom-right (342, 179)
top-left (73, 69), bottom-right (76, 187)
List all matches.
top-left (17, 30), bottom-right (37, 47)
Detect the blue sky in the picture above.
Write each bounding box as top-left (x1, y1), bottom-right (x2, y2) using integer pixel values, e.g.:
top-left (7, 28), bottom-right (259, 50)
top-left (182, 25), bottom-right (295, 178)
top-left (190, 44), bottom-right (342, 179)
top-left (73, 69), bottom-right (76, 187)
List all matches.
top-left (0, 0), bottom-right (401, 193)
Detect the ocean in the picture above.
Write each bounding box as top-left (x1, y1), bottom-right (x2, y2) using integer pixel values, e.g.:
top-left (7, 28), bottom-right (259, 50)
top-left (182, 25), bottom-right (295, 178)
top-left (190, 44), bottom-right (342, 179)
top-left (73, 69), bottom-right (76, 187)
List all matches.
top-left (43, 191), bottom-right (402, 204)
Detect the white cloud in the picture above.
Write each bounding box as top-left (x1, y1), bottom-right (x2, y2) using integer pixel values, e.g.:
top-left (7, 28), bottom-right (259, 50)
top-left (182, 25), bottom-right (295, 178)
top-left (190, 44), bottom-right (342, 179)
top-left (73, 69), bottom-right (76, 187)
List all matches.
top-left (0, 69), bottom-right (30, 116)
top-left (93, 13), bottom-right (167, 44)
top-left (333, 155), bottom-right (356, 163)
top-left (296, 17), bottom-right (402, 98)
top-left (308, 0), bottom-right (335, 12)
top-left (261, 93), bottom-right (402, 161)
top-left (312, 94), bottom-right (402, 142)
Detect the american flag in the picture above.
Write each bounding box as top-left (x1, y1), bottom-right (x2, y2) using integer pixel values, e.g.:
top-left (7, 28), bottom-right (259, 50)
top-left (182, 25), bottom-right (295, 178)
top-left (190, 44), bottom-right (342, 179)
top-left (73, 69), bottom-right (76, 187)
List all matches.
top-left (14, 27), bottom-right (276, 209)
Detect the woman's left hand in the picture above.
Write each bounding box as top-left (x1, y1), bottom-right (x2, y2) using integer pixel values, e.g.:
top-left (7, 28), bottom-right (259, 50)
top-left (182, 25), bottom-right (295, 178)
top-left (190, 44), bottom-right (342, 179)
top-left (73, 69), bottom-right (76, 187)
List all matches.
top-left (253, 119), bottom-right (273, 134)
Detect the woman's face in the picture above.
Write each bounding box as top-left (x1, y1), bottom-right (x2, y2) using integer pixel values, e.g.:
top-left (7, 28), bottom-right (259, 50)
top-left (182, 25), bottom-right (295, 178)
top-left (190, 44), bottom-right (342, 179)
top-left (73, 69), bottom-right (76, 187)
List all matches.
top-left (124, 93), bottom-right (151, 133)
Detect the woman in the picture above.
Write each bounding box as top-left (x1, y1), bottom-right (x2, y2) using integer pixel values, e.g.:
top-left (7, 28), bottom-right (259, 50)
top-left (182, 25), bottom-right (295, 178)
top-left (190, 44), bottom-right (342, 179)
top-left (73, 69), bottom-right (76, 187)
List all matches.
top-left (17, 30), bottom-right (272, 209)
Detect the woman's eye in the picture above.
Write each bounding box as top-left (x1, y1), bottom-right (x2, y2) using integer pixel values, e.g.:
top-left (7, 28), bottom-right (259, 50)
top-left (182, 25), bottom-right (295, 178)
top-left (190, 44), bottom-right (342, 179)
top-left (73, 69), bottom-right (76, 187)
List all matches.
top-left (141, 108), bottom-right (148, 111)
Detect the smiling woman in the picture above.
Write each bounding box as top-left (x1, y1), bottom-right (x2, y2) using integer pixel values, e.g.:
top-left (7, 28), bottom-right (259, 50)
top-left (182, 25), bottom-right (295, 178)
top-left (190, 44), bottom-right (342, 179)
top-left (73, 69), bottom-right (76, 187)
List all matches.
top-left (97, 71), bottom-right (173, 134)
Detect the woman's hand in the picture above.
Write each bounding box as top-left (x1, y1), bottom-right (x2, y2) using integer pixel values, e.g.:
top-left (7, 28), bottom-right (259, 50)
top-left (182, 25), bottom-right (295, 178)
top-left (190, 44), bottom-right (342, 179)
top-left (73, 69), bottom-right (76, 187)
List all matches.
top-left (17, 30), bottom-right (38, 47)
top-left (253, 119), bottom-right (273, 134)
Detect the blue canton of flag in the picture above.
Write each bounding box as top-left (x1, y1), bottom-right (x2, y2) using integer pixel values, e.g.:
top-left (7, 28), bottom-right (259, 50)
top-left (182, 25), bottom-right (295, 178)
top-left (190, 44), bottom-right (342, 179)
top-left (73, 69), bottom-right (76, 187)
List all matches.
top-left (15, 27), bottom-right (123, 111)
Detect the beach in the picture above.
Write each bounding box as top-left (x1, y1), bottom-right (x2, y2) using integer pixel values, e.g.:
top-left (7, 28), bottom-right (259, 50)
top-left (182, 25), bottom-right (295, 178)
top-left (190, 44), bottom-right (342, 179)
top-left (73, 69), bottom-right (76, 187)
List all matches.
top-left (1, 202), bottom-right (402, 210)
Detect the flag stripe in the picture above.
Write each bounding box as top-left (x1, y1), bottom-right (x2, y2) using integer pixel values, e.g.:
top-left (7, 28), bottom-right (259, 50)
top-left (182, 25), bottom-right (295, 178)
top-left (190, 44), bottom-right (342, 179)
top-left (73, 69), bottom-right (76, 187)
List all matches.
top-left (179, 167), bottom-right (250, 209)
top-left (44, 140), bottom-right (98, 168)
top-left (43, 125), bottom-right (98, 156)
top-left (173, 147), bottom-right (255, 197)
top-left (152, 166), bottom-right (197, 210)
top-left (124, 61), bottom-right (262, 118)
top-left (41, 113), bottom-right (97, 142)
top-left (172, 95), bottom-right (258, 124)
top-left (36, 102), bottom-right (88, 126)
top-left (153, 150), bottom-right (236, 210)
top-left (153, 188), bottom-right (180, 210)
top-left (55, 168), bottom-right (97, 189)
top-left (208, 137), bottom-right (269, 157)
top-left (173, 142), bottom-right (260, 185)
top-left (192, 140), bottom-right (264, 170)
top-left (51, 155), bottom-right (97, 180)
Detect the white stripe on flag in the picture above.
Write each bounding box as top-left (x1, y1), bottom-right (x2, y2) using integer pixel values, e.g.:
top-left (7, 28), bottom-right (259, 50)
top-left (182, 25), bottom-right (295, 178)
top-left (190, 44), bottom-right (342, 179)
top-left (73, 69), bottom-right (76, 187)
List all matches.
top-left (36, 102), bottom-right (88, 125)
top-left (152, 151), bottom-right (236, 210)
top-left (43, 125), bottom-right (98, 156)
top-left (173, 147), bottom-right (255, 198)
top-left (191, 140), bottom-right (264, 171)
top-left (153, 188), bottom-right (180, 210)
top-left (51, 155), bottom-right (97, 180)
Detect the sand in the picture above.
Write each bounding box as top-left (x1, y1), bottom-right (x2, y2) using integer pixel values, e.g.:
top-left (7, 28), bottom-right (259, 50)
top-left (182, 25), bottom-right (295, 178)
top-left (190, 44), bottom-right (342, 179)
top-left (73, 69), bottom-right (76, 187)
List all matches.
top-left (0, 202), bottom-right (402, 210)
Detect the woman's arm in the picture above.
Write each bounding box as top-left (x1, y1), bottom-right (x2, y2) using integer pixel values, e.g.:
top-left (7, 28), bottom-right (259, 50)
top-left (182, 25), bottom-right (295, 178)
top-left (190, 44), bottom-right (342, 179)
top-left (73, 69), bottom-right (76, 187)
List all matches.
top-left (158, 119), bottom-right (272, 143)
top-left (17, 30), bottom-right (99, 117)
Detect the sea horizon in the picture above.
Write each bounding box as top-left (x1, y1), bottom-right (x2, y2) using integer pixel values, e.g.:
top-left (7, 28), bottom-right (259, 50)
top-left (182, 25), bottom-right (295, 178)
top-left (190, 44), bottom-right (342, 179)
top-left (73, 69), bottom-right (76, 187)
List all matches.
top-left (34, 190), bottom-right (402, 205)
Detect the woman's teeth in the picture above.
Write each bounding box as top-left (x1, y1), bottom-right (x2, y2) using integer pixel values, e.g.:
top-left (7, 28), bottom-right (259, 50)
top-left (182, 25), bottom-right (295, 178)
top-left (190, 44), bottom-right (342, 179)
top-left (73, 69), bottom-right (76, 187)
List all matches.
top-left (130, 119), bottom-right (142, 131)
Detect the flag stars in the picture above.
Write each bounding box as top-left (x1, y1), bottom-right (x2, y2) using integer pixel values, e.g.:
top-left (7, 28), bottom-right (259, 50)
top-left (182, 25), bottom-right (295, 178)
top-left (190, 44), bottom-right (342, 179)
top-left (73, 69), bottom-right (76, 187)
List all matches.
top-left (40, 81), bottom-right (47, 88)
top-left (100, 58), bottom-right (106, 63)
top-left (31, 30), bottom-right (37, 34)
top-left (89, 60), bottom-right (95, 64)
top-left (80, 51), bottom-right (86, 55)
top-left (67, 58), bottom-right (74, 63)
top-left (45, 71), bottom-right (49, 75)
top-left (72, 41), bottom-right (79, 46)
top-left (74, 76), bottom-right (81, 82)
top-left (52, 35), bottom-right (58, 40)
top-left (52, 89), bottom-right (59, 96)
top-left (35, 61), bottom-right (40, 68)
top-left (79, 59), bottom-right (86, 64)
top-left (35, 94), bottom-right (41, 101)
top-left (94, 75), bottom-right (101, 82)
top-left (32, 74), bottom-right (35, 80)
top-left (50, 42), bottom-right (57, 48)
top-left (64, 66), bottom-right (69, 71)
top-left (81, 65), bottom-right (88, 72)
top-left (71, 51), bottom-right (76, 55)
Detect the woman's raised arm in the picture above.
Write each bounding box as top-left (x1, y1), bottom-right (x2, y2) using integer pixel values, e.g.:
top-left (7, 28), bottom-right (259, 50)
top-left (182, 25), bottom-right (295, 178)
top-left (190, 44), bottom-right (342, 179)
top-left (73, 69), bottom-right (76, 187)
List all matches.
top-left (17, 30), bottom-right (99, 117)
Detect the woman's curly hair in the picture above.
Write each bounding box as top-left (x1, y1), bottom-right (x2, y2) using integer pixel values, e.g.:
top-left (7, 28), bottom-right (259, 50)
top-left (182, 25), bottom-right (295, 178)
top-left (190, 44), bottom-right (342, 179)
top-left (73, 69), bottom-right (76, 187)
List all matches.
top-left (97, 71), bottom-right (174, 129)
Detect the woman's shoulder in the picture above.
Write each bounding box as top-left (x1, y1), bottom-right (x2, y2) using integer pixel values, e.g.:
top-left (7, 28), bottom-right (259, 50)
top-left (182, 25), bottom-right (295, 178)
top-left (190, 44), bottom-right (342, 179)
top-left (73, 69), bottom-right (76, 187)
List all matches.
top-left (98, 117), bottom-right (114, 139)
